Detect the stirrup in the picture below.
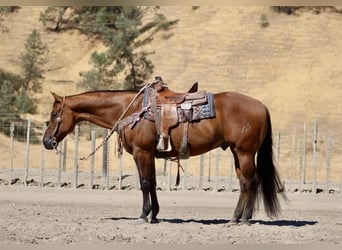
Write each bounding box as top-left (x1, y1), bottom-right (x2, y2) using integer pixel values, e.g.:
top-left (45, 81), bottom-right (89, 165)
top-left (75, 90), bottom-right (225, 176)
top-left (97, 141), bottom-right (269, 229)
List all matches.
top-left (156, 135), bottom-right (172, 152)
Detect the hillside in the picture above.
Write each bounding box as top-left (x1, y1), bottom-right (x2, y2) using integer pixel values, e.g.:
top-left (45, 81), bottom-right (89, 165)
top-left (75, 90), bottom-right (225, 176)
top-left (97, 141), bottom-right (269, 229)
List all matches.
top-left (1, 6), bottom-right (342, 133)
top-left (1, 6), bottom-right (342, 181)
top-left (146, 7), bottom-right (342, 134)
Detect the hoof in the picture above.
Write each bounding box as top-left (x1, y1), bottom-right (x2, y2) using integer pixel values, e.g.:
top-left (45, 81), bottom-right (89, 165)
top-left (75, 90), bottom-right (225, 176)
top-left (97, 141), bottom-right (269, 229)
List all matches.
top-left (150, 218), bottom-right (159, 224)
top-left (240, 219), bottom-right (251, 226)
top-left (134, 217), bottom-right (148, 225)
top-left (227, 219), bottom-right (239, 225)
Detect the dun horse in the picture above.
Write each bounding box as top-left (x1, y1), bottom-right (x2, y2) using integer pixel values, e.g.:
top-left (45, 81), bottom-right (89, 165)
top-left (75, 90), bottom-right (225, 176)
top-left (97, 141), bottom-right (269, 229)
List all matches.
top-left (43, 79), bottom-right (287, 225)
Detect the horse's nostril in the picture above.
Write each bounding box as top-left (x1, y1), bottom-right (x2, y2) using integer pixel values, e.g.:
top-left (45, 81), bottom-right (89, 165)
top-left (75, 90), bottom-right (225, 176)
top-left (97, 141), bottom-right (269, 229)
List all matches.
top-left (43, 136), bottom-right (56, 150)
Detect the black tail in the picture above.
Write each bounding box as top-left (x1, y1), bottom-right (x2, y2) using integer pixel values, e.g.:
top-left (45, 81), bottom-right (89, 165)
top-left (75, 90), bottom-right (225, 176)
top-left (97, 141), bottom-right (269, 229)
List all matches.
top-left (257, 109), bottom-right (288, 218)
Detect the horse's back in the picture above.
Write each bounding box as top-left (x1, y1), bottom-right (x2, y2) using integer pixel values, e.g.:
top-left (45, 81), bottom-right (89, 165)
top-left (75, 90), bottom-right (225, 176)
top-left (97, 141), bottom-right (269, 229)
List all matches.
top-left (214, 91), bottom-right (267, 120)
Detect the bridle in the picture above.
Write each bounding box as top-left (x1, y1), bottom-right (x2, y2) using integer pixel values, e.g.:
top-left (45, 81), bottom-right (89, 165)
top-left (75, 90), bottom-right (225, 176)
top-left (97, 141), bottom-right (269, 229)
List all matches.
top-left (51, 96), bottom-right (66, 150)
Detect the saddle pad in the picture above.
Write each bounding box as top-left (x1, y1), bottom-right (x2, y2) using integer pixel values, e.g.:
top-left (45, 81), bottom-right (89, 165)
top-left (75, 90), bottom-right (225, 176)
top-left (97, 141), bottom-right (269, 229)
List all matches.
top-left (143, 93), bottom-right (216, 122)
top-left (178, 93), bottom-right (215, 122)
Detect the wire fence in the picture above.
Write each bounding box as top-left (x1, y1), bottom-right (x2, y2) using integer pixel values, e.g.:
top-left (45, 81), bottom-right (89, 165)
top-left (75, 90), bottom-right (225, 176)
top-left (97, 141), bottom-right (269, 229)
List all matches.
top-left (0, 119), bottom-right (341, 194)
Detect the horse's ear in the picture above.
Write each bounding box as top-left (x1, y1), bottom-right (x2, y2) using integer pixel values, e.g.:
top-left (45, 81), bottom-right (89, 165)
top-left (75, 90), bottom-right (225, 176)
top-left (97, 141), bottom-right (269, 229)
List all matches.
top-left (51, 92), bottom-right (62, 102)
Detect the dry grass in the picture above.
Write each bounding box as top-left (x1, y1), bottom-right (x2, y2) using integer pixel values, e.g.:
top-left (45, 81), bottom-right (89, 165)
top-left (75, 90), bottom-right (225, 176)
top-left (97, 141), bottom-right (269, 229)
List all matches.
top-left (0, 6), bottom-right (341, 182)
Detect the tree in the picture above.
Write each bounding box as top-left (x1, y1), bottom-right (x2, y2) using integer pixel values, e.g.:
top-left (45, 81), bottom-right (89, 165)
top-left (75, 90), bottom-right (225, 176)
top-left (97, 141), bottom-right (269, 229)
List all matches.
top-left (39, 6), bottom-right (70, 32)
top-left (0, 6), bottom-right (19, 31)
top-left (0, 18), bottom-right (48, 140)
top-left (0, 70), bottom-right (20, 114)
top-left (19, 29), bottom-right (48, 94)
top-left (0, 29), bottom-right (48, 116)
top-left (40, 6), bottom-right (177, 90)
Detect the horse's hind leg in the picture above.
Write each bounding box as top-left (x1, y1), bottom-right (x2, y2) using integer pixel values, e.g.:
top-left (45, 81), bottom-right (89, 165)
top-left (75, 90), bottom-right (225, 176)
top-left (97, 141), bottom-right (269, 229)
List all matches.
top-left (241, 174), bottom-right (258, 225)
top-left (230, 180), bottom-right (247, 223)
top-left (230, 152), bottom-right (245, 223)
top-left (231, 151), bottom-right (258, 225)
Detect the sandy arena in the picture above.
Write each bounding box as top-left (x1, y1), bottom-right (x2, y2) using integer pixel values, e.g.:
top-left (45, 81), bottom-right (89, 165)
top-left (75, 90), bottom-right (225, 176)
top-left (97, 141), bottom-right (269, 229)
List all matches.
top-left (0, 185), bottom-right (341, 245)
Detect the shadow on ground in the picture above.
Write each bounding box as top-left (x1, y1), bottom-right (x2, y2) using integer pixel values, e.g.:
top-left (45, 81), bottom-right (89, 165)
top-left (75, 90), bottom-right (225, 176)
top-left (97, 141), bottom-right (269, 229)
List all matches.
top-left (105, 216), bottom-right (318, 227)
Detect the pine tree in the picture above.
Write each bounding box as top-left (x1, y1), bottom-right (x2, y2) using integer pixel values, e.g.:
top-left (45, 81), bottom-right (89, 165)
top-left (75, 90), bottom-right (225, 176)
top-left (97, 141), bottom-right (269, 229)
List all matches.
top-left (40, 6), bottom-right (177, 90)
top-left (0, 70), bottom-right (19, 114)
top-left (0, 29), bottom-right (48, 116)
top-left (19, 29), bottom-right (48, 94)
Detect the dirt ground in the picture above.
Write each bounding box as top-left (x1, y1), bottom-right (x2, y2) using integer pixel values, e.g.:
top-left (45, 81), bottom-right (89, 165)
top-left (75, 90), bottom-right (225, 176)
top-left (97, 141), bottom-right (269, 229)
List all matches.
top-left (0, 185), bottom-right (341, 245)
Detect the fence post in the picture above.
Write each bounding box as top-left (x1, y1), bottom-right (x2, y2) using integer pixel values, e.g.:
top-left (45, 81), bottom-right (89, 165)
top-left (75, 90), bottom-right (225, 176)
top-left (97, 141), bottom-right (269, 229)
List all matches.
top-left (312, 120), bottom-right (318, 194)
top-left (9, 122), bottom-right (14, 185)
top-left (182, 159), bottom-right (188, 190)
top-left (102, 129), bottom-right (108, 183)
top-left (163, 159), bottom-right (167, 176)
top-left (303, 122), bottom-right (307, 184)
top-left (198, 154), bottom-right (204, 190)
top-left (57, 142), bottom-right (63, 186)
top-left (73, 125), bottom-right (79, 189)
top-left (62, 139), bottom-right (67, 171)
top-left (90, 130), bottom-right (96, 189)
top-left (276, 131), bottom-right (281, 171)
top-left (228, 154), bottom-right (234, 192)
top-left (298, 140), bottom-right (303, 193)
top-left (214, 149), bottom-right (220, 192)
top-left (325, 136), bottom-right (332, 194)
top-left (105, 131), bottom-right (110, 189)
top-left (290, 130), bottom-right (296, 192)
top-left (167, 160), bottom-right (172, 191)
top-left (208, 151), bottom-right (212, 182)
top-left (40, 123), bottom-right (47, 187)
top-left (24, 119), bottom-right (31, 186)
top-left (118, 154), bottom-right (123, 190)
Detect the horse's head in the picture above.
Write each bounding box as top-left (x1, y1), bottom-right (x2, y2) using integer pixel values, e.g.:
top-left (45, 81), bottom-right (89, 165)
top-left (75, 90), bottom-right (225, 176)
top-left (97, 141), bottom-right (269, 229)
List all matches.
top-left (43, 92), bottom-right (76, 150)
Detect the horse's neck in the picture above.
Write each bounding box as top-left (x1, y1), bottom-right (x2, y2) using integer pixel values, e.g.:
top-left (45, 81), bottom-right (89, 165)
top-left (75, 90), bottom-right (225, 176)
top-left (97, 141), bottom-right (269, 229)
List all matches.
top-left (69, 91), bottom-right (138, 129)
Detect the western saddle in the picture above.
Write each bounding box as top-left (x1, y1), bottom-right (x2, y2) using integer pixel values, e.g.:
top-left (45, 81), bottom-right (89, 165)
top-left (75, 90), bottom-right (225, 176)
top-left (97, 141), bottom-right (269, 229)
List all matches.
top-left (143, 77), bottom-right (215, 159)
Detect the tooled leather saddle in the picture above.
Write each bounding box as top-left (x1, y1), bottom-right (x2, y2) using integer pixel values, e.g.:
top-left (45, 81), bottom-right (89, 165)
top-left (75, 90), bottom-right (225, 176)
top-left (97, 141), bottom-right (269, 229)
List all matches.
top-left (142, 77), bottom-right (215, 159)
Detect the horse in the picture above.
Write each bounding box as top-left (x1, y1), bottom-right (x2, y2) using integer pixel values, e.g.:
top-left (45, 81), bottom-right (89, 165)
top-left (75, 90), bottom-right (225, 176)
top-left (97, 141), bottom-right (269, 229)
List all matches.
top-left (43, 81), bottom-right (287, 225)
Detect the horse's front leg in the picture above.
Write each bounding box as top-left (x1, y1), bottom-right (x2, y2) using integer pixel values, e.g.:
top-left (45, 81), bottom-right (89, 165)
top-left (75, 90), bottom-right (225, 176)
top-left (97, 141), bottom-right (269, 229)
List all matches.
top-left (149, 164), bottom-right (160, 223)
top-left (133, 149), bottom-right (159, 224)
top-left (138, 177), bottom-right (151, 222)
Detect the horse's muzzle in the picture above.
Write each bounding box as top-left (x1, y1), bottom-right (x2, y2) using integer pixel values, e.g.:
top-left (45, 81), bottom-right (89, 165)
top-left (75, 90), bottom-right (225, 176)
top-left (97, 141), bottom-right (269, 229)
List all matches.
top-left (43, 135), bottom-right (58, 150)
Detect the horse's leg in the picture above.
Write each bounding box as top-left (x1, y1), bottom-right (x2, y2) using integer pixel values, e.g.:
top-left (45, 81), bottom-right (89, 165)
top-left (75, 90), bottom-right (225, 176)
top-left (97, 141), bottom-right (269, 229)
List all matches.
top-left (238, 152), bottom-right (258, 225)
top-left (230, 152), bottom-right (246, 223)
top-left (230, 151), bottom-right (258, 225)
top-left (137, 177), bottom-right (151, 223)
top-left (133, 149), bottom-right (160, 224)
top-left (149, 164), bottom-right (160, 224)
top-left (133, 150), bottom-right (152, 223)
top-left (230, 181), bottom-right (247, 224)
top-left (241, 178), bottom-right (258, 225)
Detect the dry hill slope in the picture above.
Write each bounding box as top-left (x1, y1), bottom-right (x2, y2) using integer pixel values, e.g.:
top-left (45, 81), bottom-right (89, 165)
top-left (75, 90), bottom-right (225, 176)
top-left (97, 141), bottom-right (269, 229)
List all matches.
top-left (1, 6), bottom-right (341, 133)
top-left (1, 6), bottom-right (342, 175)
top-left (146, 7), bottom-right (342, 135)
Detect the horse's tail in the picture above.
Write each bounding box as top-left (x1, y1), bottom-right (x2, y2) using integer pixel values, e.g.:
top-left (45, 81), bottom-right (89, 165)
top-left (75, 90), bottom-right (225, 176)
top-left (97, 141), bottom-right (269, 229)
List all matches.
top-left (257, 108), bottom-right (288, 218)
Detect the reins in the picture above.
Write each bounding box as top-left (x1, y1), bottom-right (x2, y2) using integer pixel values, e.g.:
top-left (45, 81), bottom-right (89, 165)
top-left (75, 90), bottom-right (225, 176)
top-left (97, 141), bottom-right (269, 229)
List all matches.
top-left (79, 81), bottom-right (153, 161)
